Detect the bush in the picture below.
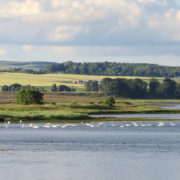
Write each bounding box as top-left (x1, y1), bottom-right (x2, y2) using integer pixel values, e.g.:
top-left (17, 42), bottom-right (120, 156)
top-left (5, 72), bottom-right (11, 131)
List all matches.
top-left (1, 85), bottom-right (9, 91)
top-left (52, 102), bottom-right (56, 105)
top-left (58, 85), bottom-right (71, 91)
top-left (105, 96), bottom-right (115, 107)
top-left (87, 101), bottom-right (94, 105)
top-left (16, 89), bottom-right (43, 105)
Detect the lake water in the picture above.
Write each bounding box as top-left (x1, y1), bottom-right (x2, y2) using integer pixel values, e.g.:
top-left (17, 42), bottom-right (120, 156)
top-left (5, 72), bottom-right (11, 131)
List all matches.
top-left (90, 113), bottom-right (180, 119)
top-left (1, 122), bottom-right (180, 180)
top-left (162, 104), bottom-right (180, 109)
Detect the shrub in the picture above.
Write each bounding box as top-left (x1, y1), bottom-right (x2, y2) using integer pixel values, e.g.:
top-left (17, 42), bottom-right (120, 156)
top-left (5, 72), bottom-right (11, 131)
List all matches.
top-left (105, 96), bottom-right (115, 107)
top-left (51, 84), bottom-right (57, 91)
top-left (87, 101), bottom-right (94, 105)
top-left (1, 85), bottom-right (9, 91)
top-left (97, 101), bottom-right (104, 105)
top-left (52, 102), bottom-right (56, 105)
top-left (70, 102), bottom-right (78, 107)
top-left (16, 89), bottom-right (43, 105)
top-left (58, 85), bottom-right (71, 91)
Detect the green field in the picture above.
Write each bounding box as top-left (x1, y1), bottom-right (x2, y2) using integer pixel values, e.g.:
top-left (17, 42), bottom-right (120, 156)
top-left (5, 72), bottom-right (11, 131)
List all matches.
top-left (0, 72), bottom-right (163, 90)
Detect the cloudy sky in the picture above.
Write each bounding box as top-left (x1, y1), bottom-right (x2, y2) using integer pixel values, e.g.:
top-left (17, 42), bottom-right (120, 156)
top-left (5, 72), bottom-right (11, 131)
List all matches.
top-left (0, 0), bottom-right (180, 65)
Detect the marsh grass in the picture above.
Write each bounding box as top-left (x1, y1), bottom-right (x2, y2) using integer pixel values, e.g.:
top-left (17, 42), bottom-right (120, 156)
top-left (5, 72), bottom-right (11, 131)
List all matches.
top-left (1, 110), bottom-right (90, 121)
top-left (0, 94), bottom-right (179, 122)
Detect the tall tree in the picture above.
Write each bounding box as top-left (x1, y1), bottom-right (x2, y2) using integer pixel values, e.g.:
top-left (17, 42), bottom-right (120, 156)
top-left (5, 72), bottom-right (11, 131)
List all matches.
top-left (149, 78), bottom-right (160, 97)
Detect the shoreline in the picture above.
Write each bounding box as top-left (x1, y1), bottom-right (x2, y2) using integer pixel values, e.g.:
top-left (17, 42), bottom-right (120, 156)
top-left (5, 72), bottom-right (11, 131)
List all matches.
top-left (2, 117), bottom-right (180, 124)
top-left (1, 109), bottom-right (180, 123)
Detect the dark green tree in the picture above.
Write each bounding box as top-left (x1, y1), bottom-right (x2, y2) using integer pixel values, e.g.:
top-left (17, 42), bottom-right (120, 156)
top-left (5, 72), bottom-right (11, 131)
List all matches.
top-left (85, 81), bottom-right (99, 91)
top-left (100, 78), bottom-right (112, 94)
top-left (85, 82), bottom-right (91, 91)
top-left (1, 85), bottom-right (9, 91)
top-left (128, 79), bottom-right (147, 98)
top-left (106, 79), bottom-right (129, 97)
top-left (58, 85), bottom-right (71, 91)
top-left (51, 84), bottom-right (57, 91)
top-left (149, 78), bottom-right (160, 97)
top-left (16, 89), bottom-right (43, 105)
top-left (105, 96), bottom-right (115, 107)
top-left (175, 83), bottom-right (180, 98)
top-left (9, 83), bottom-right (21, 91)
top-left (157, 78), bottom-right (176, 98)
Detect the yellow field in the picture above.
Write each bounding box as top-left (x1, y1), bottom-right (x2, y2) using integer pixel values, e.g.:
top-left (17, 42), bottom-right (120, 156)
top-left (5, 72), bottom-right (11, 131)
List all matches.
top-left (0, 72), bottom-right (162, 87)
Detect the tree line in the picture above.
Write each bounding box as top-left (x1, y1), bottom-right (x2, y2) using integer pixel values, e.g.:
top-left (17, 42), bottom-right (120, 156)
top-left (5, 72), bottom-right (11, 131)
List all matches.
top-left (41, 61), bottom-right (180, 77)
top-left (1, 83), bottom-right (74, 92)
top-left (1, 84), bottom-right (43, 92)
top-left (85, 78), bottom-right (180, 99)
top-left (51, 84), bottom-right (74, 92)
top-left (2, 61), bottom-right (180, 78)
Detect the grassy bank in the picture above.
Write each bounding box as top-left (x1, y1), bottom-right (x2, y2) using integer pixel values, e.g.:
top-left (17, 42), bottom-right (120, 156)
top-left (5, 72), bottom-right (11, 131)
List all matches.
top-left (0, 95), bottom-right (179, 123)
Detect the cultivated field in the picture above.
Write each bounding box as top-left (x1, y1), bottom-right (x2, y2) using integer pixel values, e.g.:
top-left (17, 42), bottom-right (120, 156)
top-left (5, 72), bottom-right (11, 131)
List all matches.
top-left (0, 72), bottom-right (163, 90)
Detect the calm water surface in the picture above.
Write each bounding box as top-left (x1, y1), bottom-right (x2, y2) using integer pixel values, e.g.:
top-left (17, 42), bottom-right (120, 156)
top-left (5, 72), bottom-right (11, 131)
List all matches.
top-left (90, 113), bottom-right (180, 119)
top-left (1, 122), bottom-right (180, 180)
top-left (162, 104), bottom-right (180, 109)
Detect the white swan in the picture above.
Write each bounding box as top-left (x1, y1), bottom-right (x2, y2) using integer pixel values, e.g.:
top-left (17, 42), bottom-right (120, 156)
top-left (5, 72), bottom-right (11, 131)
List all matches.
top-left (170, 122), bottom-right (176, 126)
top-left (158, 122), bottom-right (164, 127)
top-left (43, 125), bottom-right (50, 128)
top-left (29, 123), bottom-right (33, 127)
top-left (32, 125), bottom-right (39, 129)
top-left (85, 123), bottom-right (94, 128)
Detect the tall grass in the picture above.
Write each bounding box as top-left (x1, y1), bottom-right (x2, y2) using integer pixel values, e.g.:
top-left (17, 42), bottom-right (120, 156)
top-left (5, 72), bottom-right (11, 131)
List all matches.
top-left (0, 110), bottom-right (90, 121)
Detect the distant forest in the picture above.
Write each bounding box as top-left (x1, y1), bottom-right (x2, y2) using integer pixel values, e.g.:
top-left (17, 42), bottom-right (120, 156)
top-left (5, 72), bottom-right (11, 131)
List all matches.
top-left (40, 62), bottom-right (180, 77)
top-left (1, 61), bottom-right (180, 77)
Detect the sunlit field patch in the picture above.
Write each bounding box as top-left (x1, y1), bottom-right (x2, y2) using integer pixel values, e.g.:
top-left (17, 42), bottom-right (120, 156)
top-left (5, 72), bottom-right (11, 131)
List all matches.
top-left (0, 72), bottom-right (163, 88)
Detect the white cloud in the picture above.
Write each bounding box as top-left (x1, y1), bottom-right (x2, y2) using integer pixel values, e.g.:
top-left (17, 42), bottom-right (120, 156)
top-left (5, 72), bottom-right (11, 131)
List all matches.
top-left (148, 9), bottom-right (180, 41)
top-left (87, 0), bottom-right (142, 27)
top-left (138, 0), bottom-right (167, 5)
top-left (0, 0), bottom-right (179, 61)
top-left (0, 0), bottom-right (143, 44)
top-left (138, 0), bottom-right (157, 2)
top-left (53, 46), bottom-right (79, 57)
top-left (22, 8), bottom-right (107, 25)
top-left (0, 0), bottom-right (42, 18)
top-left (52, 46), bottom-right (135, 57)
top-left (51, 0), bottom-right (72, 8)
top-left (48, 26), bottom-right (84, 42)
top-left (0, 48), bottom-right (6, 56)
top-left (22, 45), bottom-right (33, 51)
